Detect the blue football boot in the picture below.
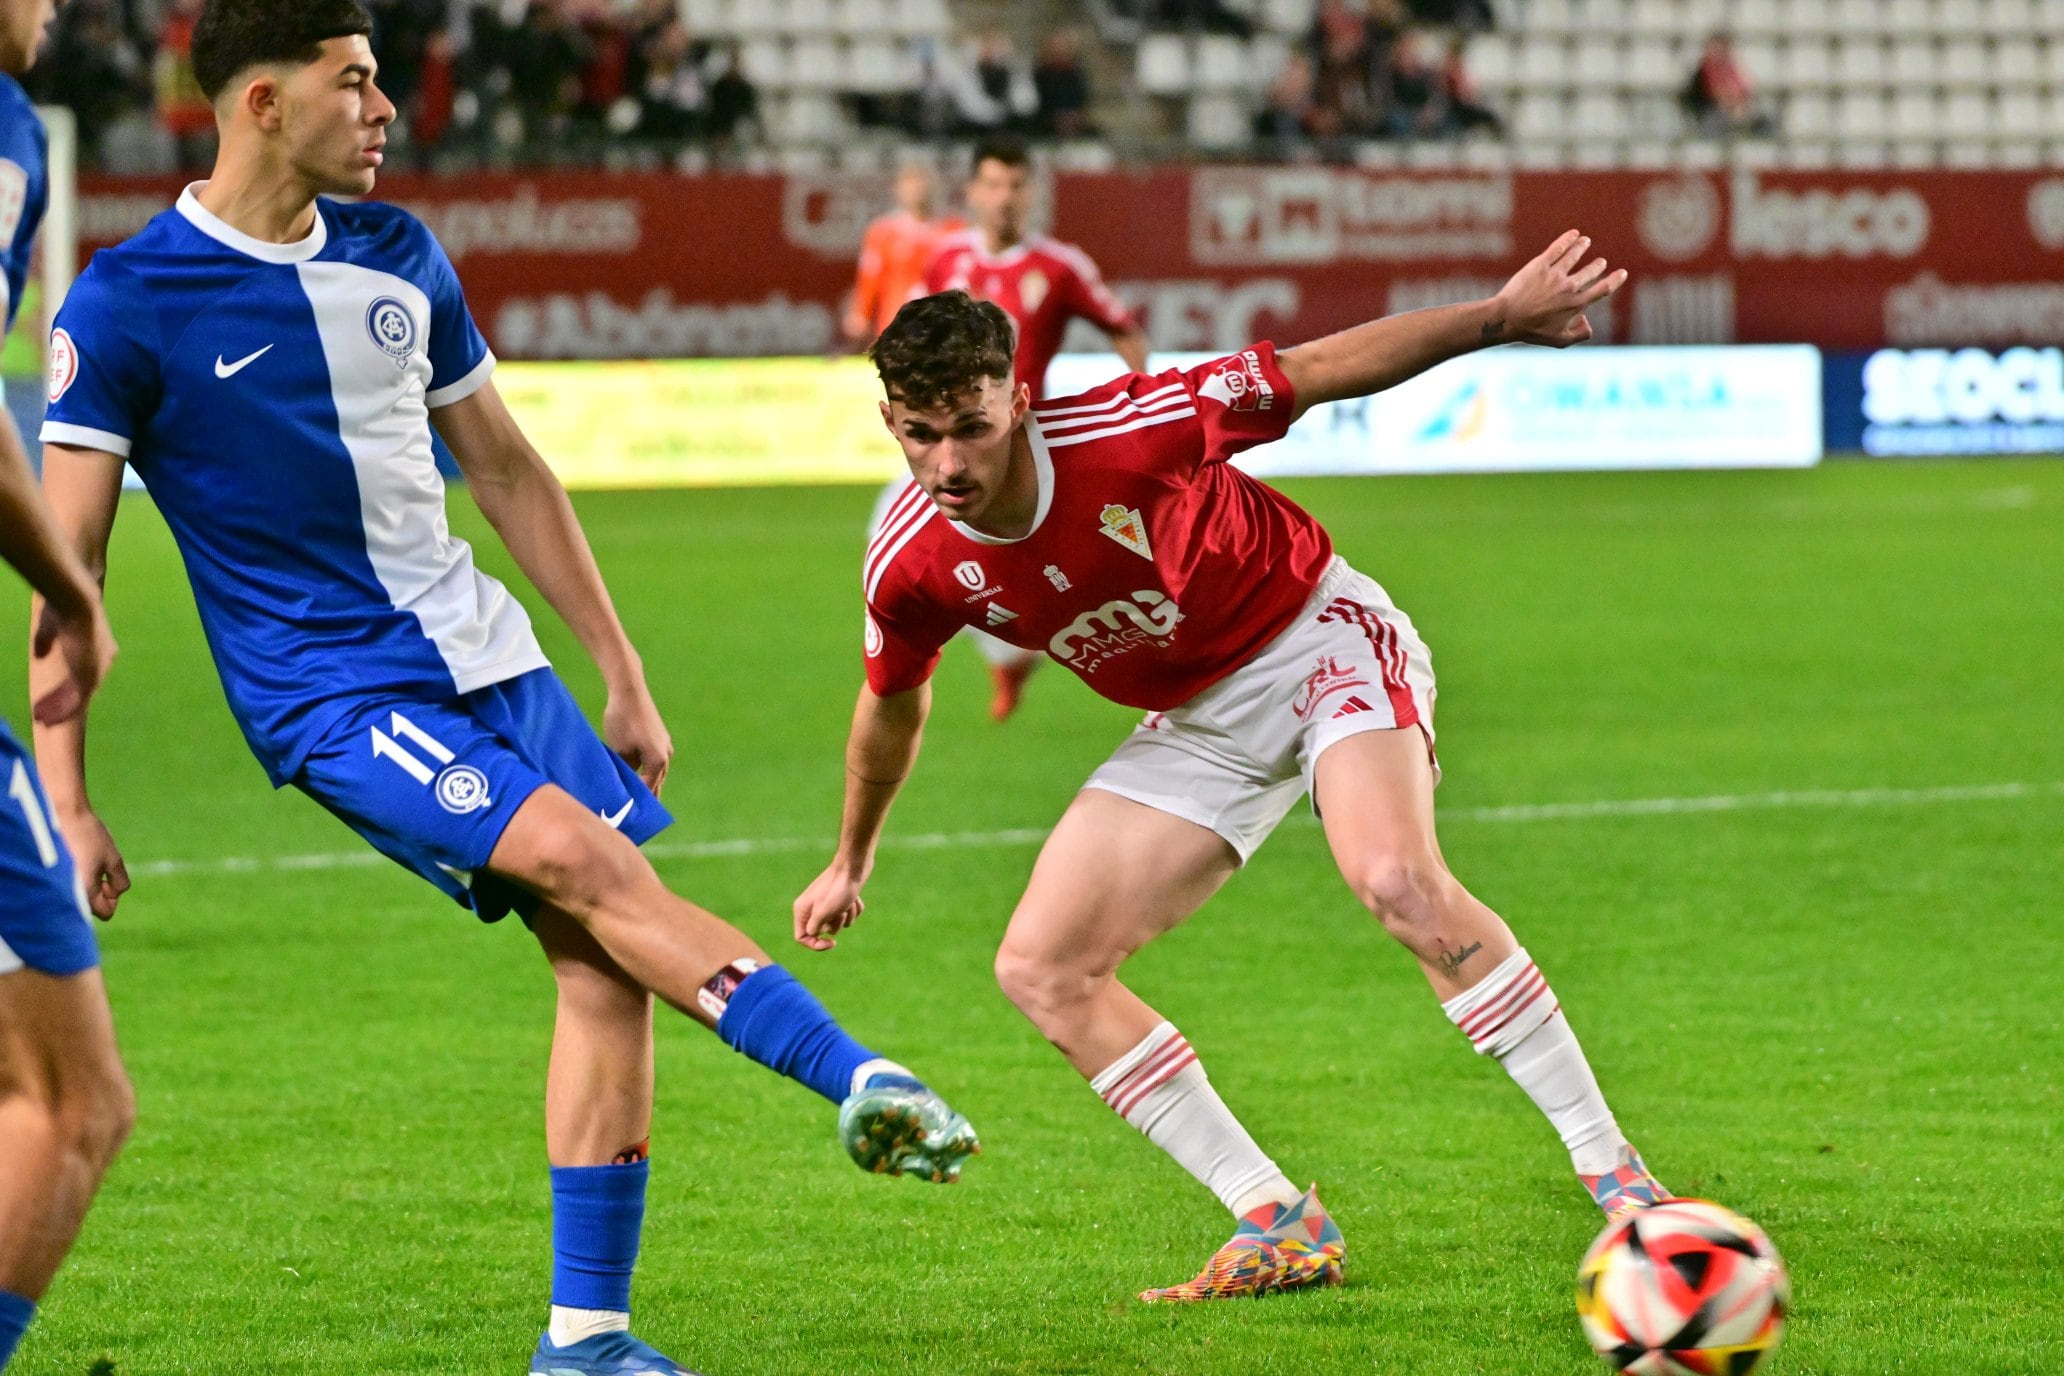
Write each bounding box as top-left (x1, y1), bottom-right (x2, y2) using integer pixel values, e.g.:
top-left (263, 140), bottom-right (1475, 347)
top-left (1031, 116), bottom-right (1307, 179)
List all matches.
top-left (529, 1330), bottom-right (703, 1375)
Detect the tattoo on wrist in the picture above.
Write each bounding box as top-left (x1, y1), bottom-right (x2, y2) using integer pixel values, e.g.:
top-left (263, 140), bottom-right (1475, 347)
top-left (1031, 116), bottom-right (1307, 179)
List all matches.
top-left (1435, 940), bottom-right (1484, 979)
top-left (1480, 317), bottom-right (1507, 343)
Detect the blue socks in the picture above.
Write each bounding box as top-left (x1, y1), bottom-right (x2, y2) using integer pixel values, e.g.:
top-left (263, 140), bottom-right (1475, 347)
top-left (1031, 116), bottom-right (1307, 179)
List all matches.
top-left (715, 965), bottom-right (881, 1104)
top-left (0, 1289), bottom-right (35, 1371)
top-left (549, 1159), bottom-right (648, 1314)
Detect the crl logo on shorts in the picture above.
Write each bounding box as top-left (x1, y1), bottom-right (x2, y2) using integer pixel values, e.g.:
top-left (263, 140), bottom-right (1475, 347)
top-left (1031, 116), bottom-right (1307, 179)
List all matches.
top-left (366, 296), bottom-right (418, 364)
top-left (435, 764), bottom-right (492, 814)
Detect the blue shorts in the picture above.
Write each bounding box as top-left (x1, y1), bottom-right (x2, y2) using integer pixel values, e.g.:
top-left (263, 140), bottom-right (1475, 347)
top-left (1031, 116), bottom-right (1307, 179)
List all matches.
top-left (293, 669), bottom-right (673, 923)
top-left (0, 719), bottom-right (98, 976)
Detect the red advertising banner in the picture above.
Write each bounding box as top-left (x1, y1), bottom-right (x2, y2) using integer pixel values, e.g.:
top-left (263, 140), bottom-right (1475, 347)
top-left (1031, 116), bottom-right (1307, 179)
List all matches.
top-left (77, 168), bottom-right (2064, 360)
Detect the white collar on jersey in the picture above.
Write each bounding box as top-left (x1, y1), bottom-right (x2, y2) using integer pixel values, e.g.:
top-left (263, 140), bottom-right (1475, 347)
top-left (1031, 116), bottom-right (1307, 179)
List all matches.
top-left (176, 183), bottom-right (329, 264)
top-left (950, 415), bottom-right (1055, 546)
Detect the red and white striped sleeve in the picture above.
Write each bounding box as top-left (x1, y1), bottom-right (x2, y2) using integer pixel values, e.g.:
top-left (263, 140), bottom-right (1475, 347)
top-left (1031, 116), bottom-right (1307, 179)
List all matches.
top-left (861, 482), bottom-right (955, 696)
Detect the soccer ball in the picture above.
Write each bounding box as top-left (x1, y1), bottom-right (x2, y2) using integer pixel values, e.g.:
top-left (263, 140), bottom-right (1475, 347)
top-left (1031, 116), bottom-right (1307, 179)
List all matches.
top-left (1576, 1199), bottom-right (1789, 1376)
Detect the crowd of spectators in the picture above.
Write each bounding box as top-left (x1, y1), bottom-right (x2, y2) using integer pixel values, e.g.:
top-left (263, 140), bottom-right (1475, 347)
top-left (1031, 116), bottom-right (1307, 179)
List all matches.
top-left (1249, 0), bottom-right (1502, 156)
top-left (19, 0), bottom-right (1107, 172)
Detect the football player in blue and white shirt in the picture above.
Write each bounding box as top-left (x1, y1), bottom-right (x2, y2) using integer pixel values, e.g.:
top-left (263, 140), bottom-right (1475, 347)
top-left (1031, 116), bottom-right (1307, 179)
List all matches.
top-left (0, 1), bottom-right (138, 1371)
top-left (31, 5), bottom-right (977, 1372)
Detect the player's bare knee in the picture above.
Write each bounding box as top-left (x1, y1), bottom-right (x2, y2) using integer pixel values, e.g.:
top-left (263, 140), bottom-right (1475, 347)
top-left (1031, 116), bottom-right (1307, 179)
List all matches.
top-left (524, 826), bottom-right (652, 921)
top-left (993, 942), bottom-right (1102, 1025)
top-left (1348, 851), bottom-right (1452, 943)
top-left (73, 1065), bottom-right (135, 1170)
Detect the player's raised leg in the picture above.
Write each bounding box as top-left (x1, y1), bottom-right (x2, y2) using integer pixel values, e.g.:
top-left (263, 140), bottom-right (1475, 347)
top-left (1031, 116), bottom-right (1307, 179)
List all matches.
top-left (1311, 728), bottom-right (1668, 1216)
top-left (994, 789), bottom-right (1337, 1301)
top-left (967, 628), bottom-right (1042, 723)
top-left (0, 968), bottom-right (135, 1372)
top-left (490, 789), bottom-right (978, 1183)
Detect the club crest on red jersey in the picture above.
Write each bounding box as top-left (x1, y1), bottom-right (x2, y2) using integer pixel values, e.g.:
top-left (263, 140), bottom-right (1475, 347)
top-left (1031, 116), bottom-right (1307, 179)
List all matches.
top-left (954, 560), bottom-right (987, 590)
top-left (1200, 350), bottom-right (1275, 413)
top-left (1099, 504), bottom-right (1154, 561)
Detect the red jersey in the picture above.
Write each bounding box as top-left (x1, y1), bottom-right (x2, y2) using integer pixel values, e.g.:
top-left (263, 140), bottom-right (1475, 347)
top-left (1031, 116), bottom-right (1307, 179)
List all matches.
top-left (922, 230), bottom-right (1138, 399)
top-left (863, 345), bottom-right (1335, 710)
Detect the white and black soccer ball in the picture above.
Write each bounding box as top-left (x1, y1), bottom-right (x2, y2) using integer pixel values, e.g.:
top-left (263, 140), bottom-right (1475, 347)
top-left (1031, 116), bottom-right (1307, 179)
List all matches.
top-left (1576, 1199), bottom-right (1789, 1376)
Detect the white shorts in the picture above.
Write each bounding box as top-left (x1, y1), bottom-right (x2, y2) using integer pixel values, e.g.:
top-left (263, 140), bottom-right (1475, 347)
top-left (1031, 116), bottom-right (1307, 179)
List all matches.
top-left (1083, 556), bottom-right (1437, 863)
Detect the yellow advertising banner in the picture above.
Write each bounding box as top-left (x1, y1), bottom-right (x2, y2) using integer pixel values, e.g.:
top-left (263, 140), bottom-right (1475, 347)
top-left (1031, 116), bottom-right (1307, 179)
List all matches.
top-left (496, 357), bottom-right (908, 489)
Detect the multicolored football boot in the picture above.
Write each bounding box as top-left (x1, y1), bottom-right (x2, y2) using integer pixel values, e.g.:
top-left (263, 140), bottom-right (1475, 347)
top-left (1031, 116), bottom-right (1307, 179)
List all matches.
top-left (1580, 1142), bottom-right (1673, 1220)
top-left (1138, 1187), bottom-right (1345, 1302)
top-left (529, 1330), bottom-right (703, 1375)
top-left (837, 1070), bottom-right (980, 1183)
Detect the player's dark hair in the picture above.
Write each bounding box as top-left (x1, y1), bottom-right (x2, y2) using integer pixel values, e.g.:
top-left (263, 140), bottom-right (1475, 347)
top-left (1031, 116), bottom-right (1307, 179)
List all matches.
top-left (871, 290), bottom-right (1018, 413)
top-left (970, 134), bottom-right (1032, 177)
top-left (192, 0), bottom-right (375, 101)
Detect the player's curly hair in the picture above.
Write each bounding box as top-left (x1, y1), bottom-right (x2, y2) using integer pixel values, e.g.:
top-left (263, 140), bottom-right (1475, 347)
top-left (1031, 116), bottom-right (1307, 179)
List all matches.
top-left (870, 290), bottom-right (1019, 413)
top-left (192, 0), bottom-right (374, 101)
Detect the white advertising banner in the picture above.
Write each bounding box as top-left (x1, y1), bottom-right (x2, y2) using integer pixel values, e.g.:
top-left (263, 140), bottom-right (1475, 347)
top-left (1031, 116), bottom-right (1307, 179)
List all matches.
top-left (1045, 345), bottom-right (1825, 477)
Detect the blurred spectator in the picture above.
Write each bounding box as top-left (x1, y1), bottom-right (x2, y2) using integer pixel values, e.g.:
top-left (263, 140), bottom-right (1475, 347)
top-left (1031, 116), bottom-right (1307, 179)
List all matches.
top-left (410, 28), bottom-right (460, 154)
top-left (1253, 50), bottom-right (1343, 154)
top-left (1388, 30), bottom-right (1445, 138)
top-left (504, 0), bottom-right (592, 141)
top-left (965, 30), bottom-right (1038, 134)
top-left (1408, 0), bottom-right (1495, 31)
top-left (704, 42), bottom-right (761, 149)
top-left (153, 0), bottom-right (215, 170)
top-left (1033, 29), bottom-right (1096, 140)
top-left (23, 0), bottom-right (150, 166)
top-left (1438, 34), bottom-right (1503, 135)
top-left (636, 20), bottom-right (707, 142)
top-left (1682, 30), bottom-right (1776, 136)
top-left (1150, 0), bottom-right (1255, 37)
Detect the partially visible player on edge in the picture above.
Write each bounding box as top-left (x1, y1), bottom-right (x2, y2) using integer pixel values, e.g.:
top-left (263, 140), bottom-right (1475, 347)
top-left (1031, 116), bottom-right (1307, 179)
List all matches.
top-left (0, 3), bottom-right (136, 1370)
top-left (843, 161), bottom-right (959, 349)
top-left (873, 134), bottom-right (1149, 721)
top-left (30, 6), bottom-right (974, 1374)
top-left (799, 237), bottom-right (1672, 1304)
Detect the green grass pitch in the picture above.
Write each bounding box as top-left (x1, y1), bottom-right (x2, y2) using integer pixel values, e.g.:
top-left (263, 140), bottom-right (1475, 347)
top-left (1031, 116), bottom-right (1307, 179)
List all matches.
top-left (2, 458), bottom-right (2060, 1375)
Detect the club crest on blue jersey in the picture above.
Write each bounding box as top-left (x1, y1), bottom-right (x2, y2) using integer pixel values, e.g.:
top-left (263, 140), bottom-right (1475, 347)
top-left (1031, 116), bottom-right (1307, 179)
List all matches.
top-left (366, 296), bottom-right (418, 364)
top-left (435, 763), bottom-right (491, 814)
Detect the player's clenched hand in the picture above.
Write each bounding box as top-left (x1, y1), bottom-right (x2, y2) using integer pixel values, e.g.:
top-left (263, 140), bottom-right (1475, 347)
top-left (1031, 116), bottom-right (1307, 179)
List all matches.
top-left (61, 807), bottom-right (131, 921)
top-left (1492, 229), bottom-right (1629, 348)
top-left (604, 679), bottom-right (673, 796)
top-left (30, 597), bottom-right (117, 727)
top-left (793, 862), bottom-right (868, 951)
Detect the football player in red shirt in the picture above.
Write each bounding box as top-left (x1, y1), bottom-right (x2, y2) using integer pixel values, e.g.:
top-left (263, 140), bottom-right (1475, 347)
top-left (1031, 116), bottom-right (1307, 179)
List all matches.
top-left (799, 231), bottom-right (1673, 1302)
top-left (881, 135), bottom-right (1150, 722)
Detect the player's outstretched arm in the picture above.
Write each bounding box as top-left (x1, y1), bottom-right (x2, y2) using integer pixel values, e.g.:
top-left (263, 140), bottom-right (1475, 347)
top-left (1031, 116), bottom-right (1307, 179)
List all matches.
top-left (793, 682), bottom-right (931, 952)
top-left (29, 445), bottom-right (129, 919)
top-left (1110, 326), bottom-right (1152, 376)
top-left (1278, 229), bottom-right (1628, 420)
top-left (433, 382), bottom-right (672, 793)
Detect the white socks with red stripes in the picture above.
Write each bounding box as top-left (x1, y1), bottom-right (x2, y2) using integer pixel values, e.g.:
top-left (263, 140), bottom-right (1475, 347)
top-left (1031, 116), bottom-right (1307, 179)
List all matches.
top-left (1091, 1021), bottom-right (1302, 1219)
top-left (1441, 948), bottom-right (1625, 1176)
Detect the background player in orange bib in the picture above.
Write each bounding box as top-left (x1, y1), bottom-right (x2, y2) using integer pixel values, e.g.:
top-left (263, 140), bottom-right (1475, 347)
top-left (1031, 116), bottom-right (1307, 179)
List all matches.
top-left (801, 232), bottom-right (1673, 1304)
top-left (844, 162), bottom-right (960, 349)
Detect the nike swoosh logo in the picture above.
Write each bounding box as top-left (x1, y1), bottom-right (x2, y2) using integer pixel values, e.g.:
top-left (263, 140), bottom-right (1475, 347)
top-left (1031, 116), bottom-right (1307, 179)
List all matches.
top-left (214, 345), bottom-right (274, 379)
top-left (600, 799), bottom-right (634, 829)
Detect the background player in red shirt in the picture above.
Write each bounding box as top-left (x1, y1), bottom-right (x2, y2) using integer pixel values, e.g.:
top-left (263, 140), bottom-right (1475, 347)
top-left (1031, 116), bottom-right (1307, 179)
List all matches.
top-left (882, 135), bottom-right (1152, 721)
top-left (800, 232), bottom-right (1675, 1303)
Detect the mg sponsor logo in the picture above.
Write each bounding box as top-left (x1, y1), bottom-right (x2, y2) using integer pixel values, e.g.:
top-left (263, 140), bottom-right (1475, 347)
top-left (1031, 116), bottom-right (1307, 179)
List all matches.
top-left (1730, 173), bottom-right (1930, 260)
top-left (1049, 592), bottom-right (1183, 672)
top-left (1191, 168), bottom-right (1512, 266)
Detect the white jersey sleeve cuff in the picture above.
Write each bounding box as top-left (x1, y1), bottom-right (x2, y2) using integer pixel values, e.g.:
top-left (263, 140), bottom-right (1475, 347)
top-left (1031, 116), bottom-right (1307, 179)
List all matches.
top-left (40, 422), bottom-right (133, 459)
top-left (426, 351), bottom-right (496, 409)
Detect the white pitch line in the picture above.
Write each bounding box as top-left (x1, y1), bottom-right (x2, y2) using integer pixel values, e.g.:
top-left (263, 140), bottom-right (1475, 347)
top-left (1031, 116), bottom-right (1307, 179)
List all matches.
top-left (121, 780), bottom-right (2064, 882)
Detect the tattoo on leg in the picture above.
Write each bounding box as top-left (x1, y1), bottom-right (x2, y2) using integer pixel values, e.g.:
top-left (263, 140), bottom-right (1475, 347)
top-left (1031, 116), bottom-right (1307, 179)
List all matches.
top-left (612, 1138), bottom-right (650, 1165)
top-left (1435, 941), bottom-right (1484, 979)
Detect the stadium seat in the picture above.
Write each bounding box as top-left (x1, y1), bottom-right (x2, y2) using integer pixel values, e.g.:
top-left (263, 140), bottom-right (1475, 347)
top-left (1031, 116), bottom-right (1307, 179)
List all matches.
top-left (1136, 34), bottom-right (1192, 96)
top-left (835, 0), bottom-right (893, 36)
top-left (1465, 34), bottom-right (1515, 90)
top-left (1194, 35), bottom-right (1251, 90)
top-left (1993, 37), bottom-right (2040, 84)
top-left (1888, 37), bottom-right (1935, 86)
top-left (1993, 87), bottom-right (2045, 135)
top-left (777, 92), bottom-right (849, 142)
top-left (1833, 36), bottom-right (1886, 87)
top-left (1249, 33), bottom-right (1294, 85)
top-left (1731, 0), bottom-right (1781, 37)
top-left (1186, 93), bottom-right (1250, 148)
top-left (1627, 0), bottom-right (1680, 34)
top-left (740, 38), bottom-right (788, 88)
top-left (1573, 0), bottom-right (1631, 31)
top-left (1933, 0), bottom-right (1984, 29)
top-left (788, 38), bottom-right (842, 89)
top-left (733, 0), bottom-right (786, 38)
top-left (1884, 0), bottom-right (1934, 31)
top-left (887, 0), bottom-right (948, 38)
top-left (1573, 91), bottom-right (1630, 141)
top-left (786, 0), bottom-right (835, 35)
top-left (1517, 36), bottom-right (1572, 91)
top-left (1890, 87), bottom-right (1941, 138)
top-left (1513, 92), bottom-right (1563, 141)
top-left (845, 37), bottom-right (915, 93)
top-left (1940, 37), bottom-right (1989, 85)
top-left (683, 0), bottom-right (730, 35)
top-left (1832, 0), bottom-right (1886, 34)
top-left (2044, 35), bottom-right (2064, 84)
top-left (1784, 90), bottom-right (1833, 138)
top-left (1980, 0), bottom-right (2035, 32)
top-left (1834, 89), bottom-right (1888, 140)
top-left (1780, 36), bottom-right (1835, 89)
top-left (1941, 87), bottom-right (1991, 135)
top-left (1261, 0), bottom-right (1317, 35)
top-left (1530, 0), bottom-right (1576, 32)
top-left (1573, 37), bottom-right (1620, 89)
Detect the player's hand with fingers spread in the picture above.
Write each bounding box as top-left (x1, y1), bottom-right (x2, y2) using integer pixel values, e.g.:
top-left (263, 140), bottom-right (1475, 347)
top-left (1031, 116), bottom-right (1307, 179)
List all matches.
top-left (30, 593), bottom-right (117, 728)
top-left (60, 806), bottom-right (130, 921)
top-left (1491, 228), bottom-right (1630, 349)
top-left (794, 861), bottom-right (869, 951)
top-left (603, 670), bottom-right (673, 796)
